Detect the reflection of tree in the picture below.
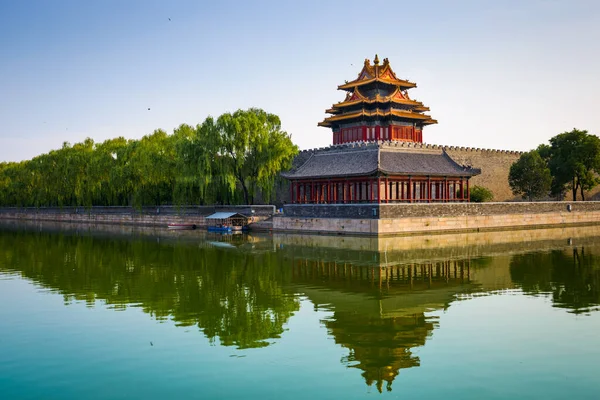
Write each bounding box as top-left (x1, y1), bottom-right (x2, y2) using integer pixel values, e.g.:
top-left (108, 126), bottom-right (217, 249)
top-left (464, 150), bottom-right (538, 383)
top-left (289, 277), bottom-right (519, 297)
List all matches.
top-left (510, 247), bottom-right (600, 313)
top-left (0, 229), bottom-right (299, 349)
top-left (324, 312), bottom-right (436, 393)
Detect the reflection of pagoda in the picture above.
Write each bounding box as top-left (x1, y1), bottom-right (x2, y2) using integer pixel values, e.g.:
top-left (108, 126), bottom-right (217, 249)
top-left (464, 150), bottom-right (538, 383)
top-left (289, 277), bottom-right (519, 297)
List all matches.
top-left (319, 54), bottom-right (436, 144)
top-left (326, 313), bottom-right (435, 393)
top-left (289, 257), bottom-right (473, 392)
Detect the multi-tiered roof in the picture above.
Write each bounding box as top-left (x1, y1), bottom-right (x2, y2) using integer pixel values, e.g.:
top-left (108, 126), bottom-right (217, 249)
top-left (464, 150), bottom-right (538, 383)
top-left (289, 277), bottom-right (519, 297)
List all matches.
top-left (281, 56), bottom-right (479, 205)
top-left (319, 55), bottom-right (437, 144)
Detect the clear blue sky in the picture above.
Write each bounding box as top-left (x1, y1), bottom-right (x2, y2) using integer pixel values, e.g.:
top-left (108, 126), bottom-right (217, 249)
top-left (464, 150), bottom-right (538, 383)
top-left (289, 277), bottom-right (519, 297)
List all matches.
top-left (1, 0), bottom-right (599, 162)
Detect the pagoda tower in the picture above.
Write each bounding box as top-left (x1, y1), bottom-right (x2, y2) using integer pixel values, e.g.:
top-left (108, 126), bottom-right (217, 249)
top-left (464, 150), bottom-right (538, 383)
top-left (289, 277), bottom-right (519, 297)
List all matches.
top-left (319, 55), bottom-right (437, 145)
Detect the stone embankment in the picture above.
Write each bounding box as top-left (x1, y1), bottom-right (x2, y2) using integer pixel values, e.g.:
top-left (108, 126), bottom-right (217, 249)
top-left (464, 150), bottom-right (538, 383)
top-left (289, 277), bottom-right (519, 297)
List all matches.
top-left (0, 205), bottom-right (275, 228)
top-left (275, 202), bottom-right (600, 236)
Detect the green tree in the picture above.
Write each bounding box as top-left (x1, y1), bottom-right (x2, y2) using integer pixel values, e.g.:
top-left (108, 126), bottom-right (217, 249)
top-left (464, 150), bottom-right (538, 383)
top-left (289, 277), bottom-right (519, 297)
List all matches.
top-left (0, 109), bottom-right (296, 207)
top-left (547, 129), bottom-right (600, 201)
top-left (214, 108), bottom-right (298, 204)
top-left (508, 150), bottom-right (552, 201)
top-left (469, 185), bottom-right (493, 202)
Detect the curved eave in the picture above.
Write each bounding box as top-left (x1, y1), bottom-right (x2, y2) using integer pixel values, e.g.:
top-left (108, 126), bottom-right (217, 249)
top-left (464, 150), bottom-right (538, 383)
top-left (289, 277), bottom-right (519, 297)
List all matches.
top-left (282, 169), bottom-right (379, 180)
top-left (338, 77), bottom-right (416, 90)
top-left (283, 167), bottom-right (480, 180)
top-left (329, 97), bottom-right (425, 110)
top-left (320, 109), bottom-right (435, 125)
top-left (379, 168), bottom-right (479, 178)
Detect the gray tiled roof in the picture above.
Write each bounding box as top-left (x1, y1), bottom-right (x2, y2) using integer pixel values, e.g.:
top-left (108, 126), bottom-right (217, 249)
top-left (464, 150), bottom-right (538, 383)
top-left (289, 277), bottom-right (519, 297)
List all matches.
top-left (282, 143), bottom-right (480, 179)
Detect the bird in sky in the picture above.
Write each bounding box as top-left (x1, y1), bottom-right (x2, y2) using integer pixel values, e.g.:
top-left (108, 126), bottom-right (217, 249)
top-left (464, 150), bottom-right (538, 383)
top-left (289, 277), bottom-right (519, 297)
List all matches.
top-left (147, 108), bottom-right (151, 111)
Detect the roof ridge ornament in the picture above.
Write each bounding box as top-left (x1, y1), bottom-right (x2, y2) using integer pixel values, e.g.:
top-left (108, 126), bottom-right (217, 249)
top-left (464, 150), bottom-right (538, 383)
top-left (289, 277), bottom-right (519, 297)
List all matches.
top-left (374, 54), bottom-right (380, 65)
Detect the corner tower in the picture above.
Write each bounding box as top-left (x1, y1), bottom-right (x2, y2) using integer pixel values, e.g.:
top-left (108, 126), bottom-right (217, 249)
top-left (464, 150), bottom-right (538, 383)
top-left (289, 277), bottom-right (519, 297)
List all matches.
top-left (319, 55), bottom-right (437, 145)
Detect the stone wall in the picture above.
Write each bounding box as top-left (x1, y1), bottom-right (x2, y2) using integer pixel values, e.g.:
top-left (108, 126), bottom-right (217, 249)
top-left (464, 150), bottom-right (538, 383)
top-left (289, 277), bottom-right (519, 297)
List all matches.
top-left (285, 201), bottom-right (600, 219)
top-left (284, 204), bottom-right (379, 219)
top-left (275, 201), bottom-right (600, 236)
top-left (0, 205), bottom-right (275, 227)
top-left (443, 147), bottom-right (521, 201)
top-left (377, 201), bottom-right (599, 218)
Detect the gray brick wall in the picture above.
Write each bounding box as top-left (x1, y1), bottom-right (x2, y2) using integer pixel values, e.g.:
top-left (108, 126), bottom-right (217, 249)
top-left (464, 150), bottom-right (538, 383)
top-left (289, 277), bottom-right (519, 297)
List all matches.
top-left (284, 202), bottom-right (600, 219)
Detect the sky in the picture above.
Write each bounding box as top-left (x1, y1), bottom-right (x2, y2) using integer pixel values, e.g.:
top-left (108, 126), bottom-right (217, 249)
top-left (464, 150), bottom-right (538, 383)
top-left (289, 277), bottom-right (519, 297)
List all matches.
top-left (1, 0), bottom-right (599, 162)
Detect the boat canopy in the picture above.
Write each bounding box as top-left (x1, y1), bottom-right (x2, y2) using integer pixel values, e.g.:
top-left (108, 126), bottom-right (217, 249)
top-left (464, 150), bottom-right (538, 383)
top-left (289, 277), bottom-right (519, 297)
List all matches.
top-left (205, 212), bottom-right (247, 220)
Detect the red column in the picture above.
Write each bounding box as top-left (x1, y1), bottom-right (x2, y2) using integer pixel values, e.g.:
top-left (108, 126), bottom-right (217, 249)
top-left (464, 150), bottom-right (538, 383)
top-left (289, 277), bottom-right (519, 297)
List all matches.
top-left (467, 179), bottom-right (470, 202)
top-left (344, 181), bottom-right (349, 204)
top-left (426, 178), bottom-right (430, 203)
top-left (384, 177), bottom-right (389, 203)
top-left (408, 177), bottom-right (412, 203)
top-left (460, 179), bottom-right (464, 201)
top-left (317, 183), bottom-right (321, 204)
top-left (333, 182), bottom-right (337, 203)
top-left (443, 178), bottom-right (448, 202)
top-left (443, 180), bottom-right (446, 202)
top-left (348, 181), bottom-right (352, 203)
top-left (301, 183), bottom-right (305, 203)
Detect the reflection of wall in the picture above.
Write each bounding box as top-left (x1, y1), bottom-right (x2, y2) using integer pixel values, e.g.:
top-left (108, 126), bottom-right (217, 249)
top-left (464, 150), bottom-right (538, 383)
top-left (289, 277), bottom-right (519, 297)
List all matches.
top-left (275, 225), bottom-right (600, 265)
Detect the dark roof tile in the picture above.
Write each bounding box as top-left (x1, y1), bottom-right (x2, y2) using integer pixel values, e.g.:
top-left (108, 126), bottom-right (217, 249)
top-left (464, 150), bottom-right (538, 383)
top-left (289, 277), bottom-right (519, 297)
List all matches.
top-left (282, 144), bottom-right (480, 179)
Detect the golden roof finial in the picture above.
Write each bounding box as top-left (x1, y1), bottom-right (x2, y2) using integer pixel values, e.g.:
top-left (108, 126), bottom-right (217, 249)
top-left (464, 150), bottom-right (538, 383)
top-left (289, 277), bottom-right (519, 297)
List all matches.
top-left (374, 54), bottom-right (380, 65)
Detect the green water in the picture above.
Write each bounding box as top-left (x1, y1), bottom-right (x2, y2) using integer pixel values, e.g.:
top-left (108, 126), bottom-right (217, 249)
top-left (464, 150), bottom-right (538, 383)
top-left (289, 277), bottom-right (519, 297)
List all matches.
top-left (0, 221), bottom-right (599, 399)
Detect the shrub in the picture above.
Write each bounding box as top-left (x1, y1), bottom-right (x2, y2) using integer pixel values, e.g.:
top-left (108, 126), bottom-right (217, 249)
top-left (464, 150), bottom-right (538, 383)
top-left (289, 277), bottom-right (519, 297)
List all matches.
top-left (470, 186), bottom-right (493, 202)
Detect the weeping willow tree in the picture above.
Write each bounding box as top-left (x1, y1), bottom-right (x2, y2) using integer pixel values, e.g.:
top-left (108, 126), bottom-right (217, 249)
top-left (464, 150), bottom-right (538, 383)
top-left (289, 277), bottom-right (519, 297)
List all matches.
top-left (214, 108), bottom-right (298, 204)
top-left (0, 108), bottom-right (298, 207)
top-left (172, 108), bottom-right (298, 205)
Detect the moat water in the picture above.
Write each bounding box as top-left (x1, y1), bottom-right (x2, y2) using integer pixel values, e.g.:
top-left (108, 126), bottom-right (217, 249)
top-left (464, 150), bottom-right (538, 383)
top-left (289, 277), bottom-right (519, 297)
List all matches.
top-left (1, 221), bottom-right (599, 399)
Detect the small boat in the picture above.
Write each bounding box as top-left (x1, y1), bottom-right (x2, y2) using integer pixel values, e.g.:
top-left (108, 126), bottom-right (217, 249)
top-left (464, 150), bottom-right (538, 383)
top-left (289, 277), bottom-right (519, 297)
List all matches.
top-left (167, 223), bottom-right (196, 230)
top-left (205, 212), bottom-right (249, 232)
top-left (207, 225), bottom-right (232, 232)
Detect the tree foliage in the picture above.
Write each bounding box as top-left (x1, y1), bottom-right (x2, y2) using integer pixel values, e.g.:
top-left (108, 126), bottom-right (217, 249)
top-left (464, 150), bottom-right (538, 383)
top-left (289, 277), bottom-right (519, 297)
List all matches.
top-left (545, 129), bottom-right (600, 201)
top-left (508, 150), bottom-right (552, 201)
top-left (0, 109), bottom-right (298, 207)
top-left (469, 185), bottom-right (493, 202)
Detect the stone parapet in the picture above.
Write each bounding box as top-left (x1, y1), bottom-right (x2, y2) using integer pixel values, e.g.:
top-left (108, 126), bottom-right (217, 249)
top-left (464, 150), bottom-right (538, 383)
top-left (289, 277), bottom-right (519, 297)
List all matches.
top-left (276, 202), bottom-right (600, 236)
top-left (0, 205), bottom-right (275, 227)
